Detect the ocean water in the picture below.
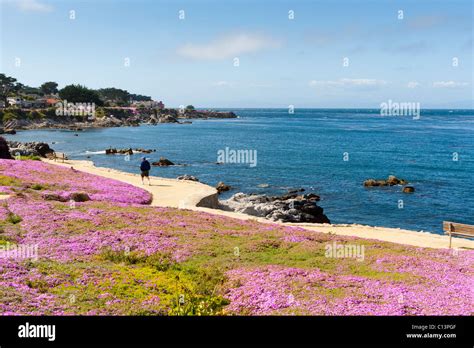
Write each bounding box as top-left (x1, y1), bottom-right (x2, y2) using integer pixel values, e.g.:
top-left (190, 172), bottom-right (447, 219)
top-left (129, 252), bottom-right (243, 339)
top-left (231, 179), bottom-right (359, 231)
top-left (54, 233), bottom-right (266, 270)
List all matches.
top-left (6, 108), bottom-right (474, 234)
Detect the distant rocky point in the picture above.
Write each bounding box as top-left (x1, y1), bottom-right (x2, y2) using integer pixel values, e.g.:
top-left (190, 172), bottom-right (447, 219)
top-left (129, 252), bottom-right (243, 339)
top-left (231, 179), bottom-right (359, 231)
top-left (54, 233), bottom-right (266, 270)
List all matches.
top-left (1, 108), bottom-right (237, 131)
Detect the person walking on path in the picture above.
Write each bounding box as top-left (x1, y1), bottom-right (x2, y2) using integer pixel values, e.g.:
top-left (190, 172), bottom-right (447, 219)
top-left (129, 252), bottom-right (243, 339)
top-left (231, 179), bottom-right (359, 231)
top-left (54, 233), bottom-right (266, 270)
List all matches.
top-left (140, 157), bottom-right (151, 185)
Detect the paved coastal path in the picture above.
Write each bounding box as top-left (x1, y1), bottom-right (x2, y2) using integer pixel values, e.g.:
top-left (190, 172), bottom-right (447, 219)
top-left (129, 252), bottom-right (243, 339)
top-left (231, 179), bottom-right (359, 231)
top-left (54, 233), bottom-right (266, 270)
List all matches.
top-left (44, 159), bottom-right (474, 250)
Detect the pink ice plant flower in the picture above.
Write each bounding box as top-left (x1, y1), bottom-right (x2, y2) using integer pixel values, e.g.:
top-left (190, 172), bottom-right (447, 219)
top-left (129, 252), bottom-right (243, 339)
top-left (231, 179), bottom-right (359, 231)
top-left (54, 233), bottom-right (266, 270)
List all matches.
top-left (0, 159), bottom-right (473, 316)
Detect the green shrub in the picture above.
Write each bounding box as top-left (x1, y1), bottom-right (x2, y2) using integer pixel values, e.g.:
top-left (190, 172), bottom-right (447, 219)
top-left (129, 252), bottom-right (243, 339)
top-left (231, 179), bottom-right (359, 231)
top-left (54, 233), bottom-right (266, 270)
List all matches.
top-left (30, 183), bottom-right (45, 190)
top-left (26, 279), bottom-right (50, 293)
top-left (6, 212), bottom-right (22, 224)
top-left (2, 111), bottom-right (17, 122)
top-left (145, 252), bottom-right (175, 271)
top-left (27, 110), bottom-right (46, 120)
top-left (101, 249), bottom-right (147, 264)
top-left (168, 293), bottom-right (229, 316)
top-left (0, 175), bottom-right (21, 186)
top-left (95, 107), bottom-right (106, 118)
top-left (19, 155), bottom-right (41, 161)
top-left (44, 107), bottom-right (57, 118)
top-left (101, 249), bottom-right (175, 270)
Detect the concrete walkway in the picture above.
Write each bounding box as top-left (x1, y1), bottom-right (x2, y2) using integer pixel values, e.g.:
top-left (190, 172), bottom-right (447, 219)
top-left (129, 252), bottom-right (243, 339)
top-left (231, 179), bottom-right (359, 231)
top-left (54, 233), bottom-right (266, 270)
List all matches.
top-left (43, 159), bottom-right (474, 250)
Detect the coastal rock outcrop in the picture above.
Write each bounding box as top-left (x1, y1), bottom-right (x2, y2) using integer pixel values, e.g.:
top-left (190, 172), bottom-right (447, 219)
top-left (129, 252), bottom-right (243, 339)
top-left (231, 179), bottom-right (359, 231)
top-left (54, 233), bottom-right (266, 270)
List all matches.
top-left (106, 148), bottom-right (133, 155)
top-left (105, 148), bottom-right (155, 155)
top-left (70, 192), bottom-right (91, 202)
top-left (7, 141), bottom-right (54, 158)
top-left (0, 137), bottom-right (13, 159)
top-left (216, 182), bottom-right (231, 194)
top-left (219, 192), bottom-right (330, 224)
top-left (178, 110), bottom-right (237, 119)
top-left (152, 157), bottom-right (174, 166)
top-left (403, 186), bottom-right (415, 193)
top-left (135, 148), bottom-right (155, 154)
top-left (364, 175), bottom-right (408, 187)
top-left (177, 175), bottom-right (199, 182)
top-left (9, 107), bottom-right (237, 130)
top-left (158, 115), bottom-right (179, 123)
top-left (42, 193), bottom-right (69, 202)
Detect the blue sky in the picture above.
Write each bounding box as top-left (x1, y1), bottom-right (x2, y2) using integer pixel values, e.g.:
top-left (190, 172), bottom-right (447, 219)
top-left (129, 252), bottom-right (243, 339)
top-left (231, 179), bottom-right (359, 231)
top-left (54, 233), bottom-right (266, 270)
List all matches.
top-left (1, 0), bottom-right (472, 108)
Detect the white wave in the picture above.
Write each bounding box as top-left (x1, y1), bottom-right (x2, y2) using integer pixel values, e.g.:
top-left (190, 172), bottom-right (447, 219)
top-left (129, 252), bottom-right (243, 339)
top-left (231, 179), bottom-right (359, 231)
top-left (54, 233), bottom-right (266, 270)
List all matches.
top-left (84, 150), bottom-right (106, 155)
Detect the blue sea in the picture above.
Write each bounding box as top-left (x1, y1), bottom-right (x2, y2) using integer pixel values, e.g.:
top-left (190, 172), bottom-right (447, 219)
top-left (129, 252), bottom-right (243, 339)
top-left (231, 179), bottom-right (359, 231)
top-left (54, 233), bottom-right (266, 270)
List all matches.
top-left (6, 109), bottom-right (474, 234)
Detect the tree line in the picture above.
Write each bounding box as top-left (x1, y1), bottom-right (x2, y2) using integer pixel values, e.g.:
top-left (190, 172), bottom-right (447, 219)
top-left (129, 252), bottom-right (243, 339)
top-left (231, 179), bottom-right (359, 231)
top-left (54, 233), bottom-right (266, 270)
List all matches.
top-left (0, 73), bottom-right (152, 107)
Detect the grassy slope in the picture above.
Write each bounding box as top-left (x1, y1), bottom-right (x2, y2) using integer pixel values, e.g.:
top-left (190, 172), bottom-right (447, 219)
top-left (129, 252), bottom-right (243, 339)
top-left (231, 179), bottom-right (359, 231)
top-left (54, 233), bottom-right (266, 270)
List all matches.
top-left (0, 159), bottom-right (472, 315)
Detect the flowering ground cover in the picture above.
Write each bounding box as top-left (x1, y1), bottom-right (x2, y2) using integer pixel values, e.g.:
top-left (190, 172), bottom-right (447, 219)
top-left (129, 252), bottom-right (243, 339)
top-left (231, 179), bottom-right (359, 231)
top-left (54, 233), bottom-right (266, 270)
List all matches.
top-left (0, 159), bottom-right (472, 315)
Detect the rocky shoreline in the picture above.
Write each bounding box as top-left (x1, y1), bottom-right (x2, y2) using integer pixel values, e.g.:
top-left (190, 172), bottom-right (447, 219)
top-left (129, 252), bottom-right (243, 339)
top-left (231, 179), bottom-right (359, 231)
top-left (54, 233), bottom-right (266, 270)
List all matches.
top-left (6, 141), bottom-right (54, 158)
top-left (2, 139), bottom-right (331, 224)
top-left (219, 191), bottom-right (330, 224)
top-left (1, 108), bottom-right (237, 131)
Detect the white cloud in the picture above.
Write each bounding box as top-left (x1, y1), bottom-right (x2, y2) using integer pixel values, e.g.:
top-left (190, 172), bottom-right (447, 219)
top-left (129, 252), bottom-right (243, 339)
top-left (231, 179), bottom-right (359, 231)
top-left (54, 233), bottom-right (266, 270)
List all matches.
top-left (433, 81), bottom-right (469, 88)
top-left (177, 33), bottom-right (280, 60)
top-left (212, 81), bottom-right (274, 88)
top-left (407, 81), bottom-right (420, 89)
top-left (5, 0), bottom-right (53, 12)
top-left (213, 81), bottom-right (233, 87)
top-left (248, 82), bottom-right (274, 88)
top-left (309, 78), bottom-right (387, 87)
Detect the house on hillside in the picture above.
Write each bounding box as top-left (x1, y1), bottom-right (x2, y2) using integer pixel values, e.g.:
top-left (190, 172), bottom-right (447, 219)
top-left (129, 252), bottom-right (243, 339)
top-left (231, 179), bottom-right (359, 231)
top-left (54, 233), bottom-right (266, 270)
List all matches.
top-left (45, 98), bottom-right (60, 107)
top-left (6, 96), bottom-right (50, 109)
top-left (31, 98), bottom-right (47, 108)
top-left (6, 97), bottom-right (23, 107)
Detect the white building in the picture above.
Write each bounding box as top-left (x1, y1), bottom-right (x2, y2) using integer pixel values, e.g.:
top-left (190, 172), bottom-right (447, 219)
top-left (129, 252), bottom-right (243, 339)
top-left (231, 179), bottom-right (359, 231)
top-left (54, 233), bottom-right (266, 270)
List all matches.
top-left (6, 97), bottom-right (36, 108)
top-left (6, 97), bottom-right (22, 106)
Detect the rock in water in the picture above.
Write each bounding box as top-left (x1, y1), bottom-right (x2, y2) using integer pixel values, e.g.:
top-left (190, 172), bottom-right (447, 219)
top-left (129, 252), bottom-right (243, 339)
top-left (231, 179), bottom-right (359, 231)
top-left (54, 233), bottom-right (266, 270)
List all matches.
top-left (364, 175), bottom-right (408, 187)
top-left (363, 179), bottom-right (379, 187)
top-left (288, 188), bottom-right (305, 194)
top-left (158, 115), bottom-right (179, 123)
top-left (0, 137), bottom-right (13, 159)
top-left (216, 182), bottom-right (231, 194)
top-left (219, 192), bottom-right (330, 224)
top-left (402, 186), bottom-right (415, 193)
top-left (152, 157), bottom-right (175, 166)
top-left (177, 175), bottom-right (199, 182)
top-left (386, 175), bottom-right (399, 185)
